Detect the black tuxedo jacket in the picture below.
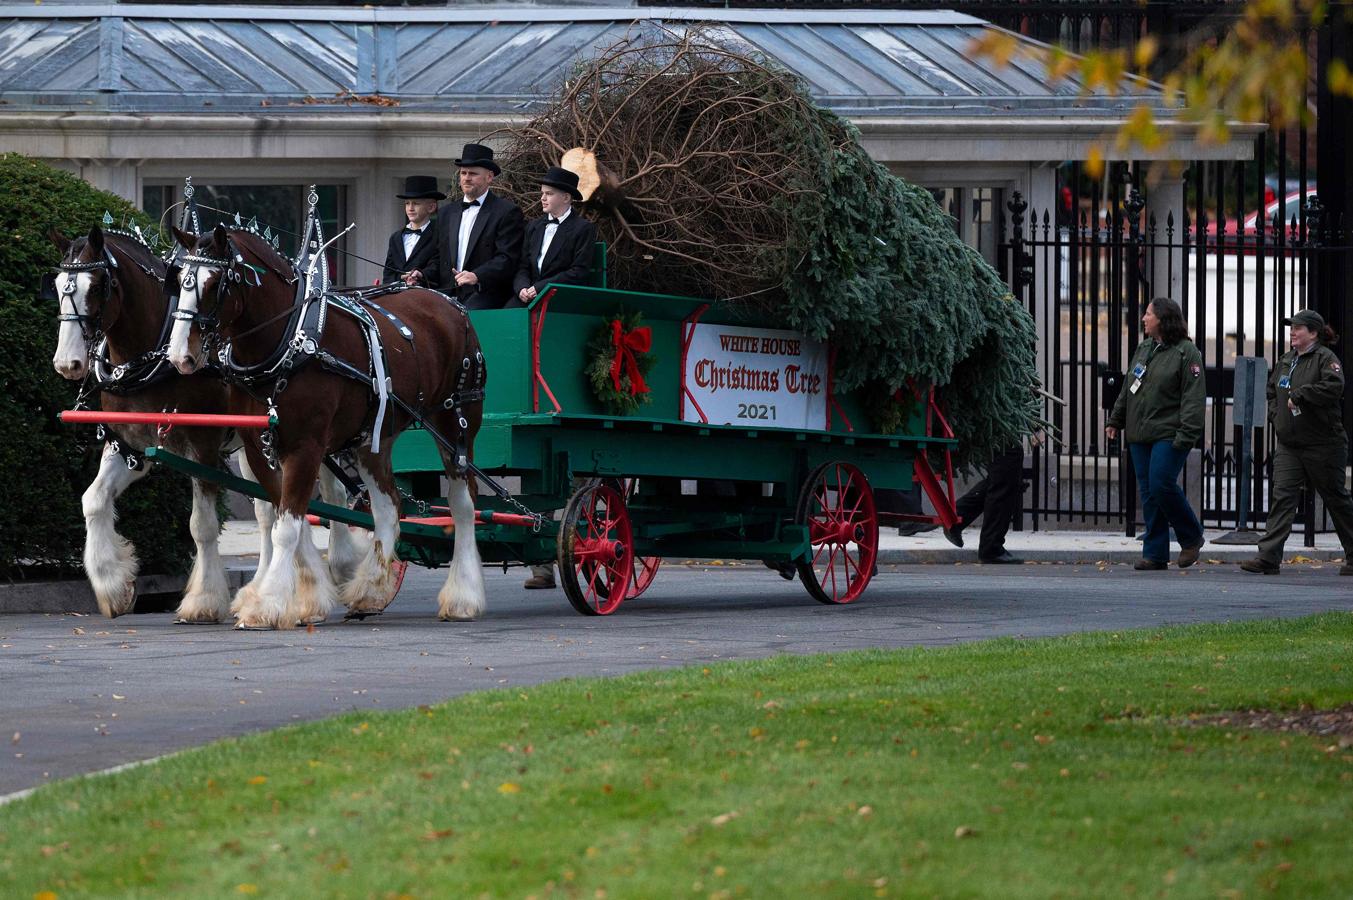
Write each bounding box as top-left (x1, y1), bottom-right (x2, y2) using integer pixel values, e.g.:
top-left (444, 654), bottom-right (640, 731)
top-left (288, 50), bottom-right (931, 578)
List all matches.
top-left (380, 220), bottom-right (439, 285)
top-left (510, 213), bottom-right (598, 307)
top-left (430, 192), bottom-right (525, 309)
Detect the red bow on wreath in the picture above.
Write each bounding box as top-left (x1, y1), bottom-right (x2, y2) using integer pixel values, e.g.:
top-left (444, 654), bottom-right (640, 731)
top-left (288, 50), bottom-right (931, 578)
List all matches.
top-left (610, 319), bottom-right (652, 396)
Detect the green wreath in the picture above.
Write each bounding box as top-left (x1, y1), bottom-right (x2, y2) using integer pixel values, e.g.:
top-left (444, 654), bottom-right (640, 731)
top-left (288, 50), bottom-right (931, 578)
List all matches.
top-left (862, 380), bottom-right (920, 435)
top-left (586, 309), bottom-right (656, 415)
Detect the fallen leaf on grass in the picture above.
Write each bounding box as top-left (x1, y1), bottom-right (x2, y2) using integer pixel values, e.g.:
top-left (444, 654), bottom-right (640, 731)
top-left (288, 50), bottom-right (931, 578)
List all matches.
top-left (422, 828), bottom-right (455, 841)
top-left (34, 892), bottom-right (58, 900)
top-left (247, 776), bottom-right (267, 785)
top-left (710, 811), bottom-right (739, 826)
top-left (954, 826), bottom-right (977, 838)
top-left (497, 782), bottom-right (521, 794)
top-left (858, 805), bottom-right (873, 817)
top-left (237, 886), bottom-right (258, 895)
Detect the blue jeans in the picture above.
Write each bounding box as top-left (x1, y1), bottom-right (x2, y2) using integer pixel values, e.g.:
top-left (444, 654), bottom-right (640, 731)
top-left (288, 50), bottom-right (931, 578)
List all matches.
top-left (1128, 440), bottom-right (1204, 563)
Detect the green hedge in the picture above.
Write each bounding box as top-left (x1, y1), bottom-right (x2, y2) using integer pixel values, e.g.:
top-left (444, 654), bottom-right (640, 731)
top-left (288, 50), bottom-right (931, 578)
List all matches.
top-left (0, 153), bottom-right (195, 579)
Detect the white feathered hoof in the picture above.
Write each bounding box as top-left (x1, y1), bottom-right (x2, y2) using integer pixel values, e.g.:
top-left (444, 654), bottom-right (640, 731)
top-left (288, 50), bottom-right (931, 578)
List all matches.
top-left (289, 559), bottom-right (337, 626)
top-left (86, 538), bottom-right (138, 619)
top-left (173, 594), bottom-right (225, 624)
top-left (437, 567), bottom-right (486, 621)
top-left (230, 582), bottom-right (264, 624)
top-left (338, 541), bottom-right (402, 616)
top-left (175, 572), bottom-right (231, 624)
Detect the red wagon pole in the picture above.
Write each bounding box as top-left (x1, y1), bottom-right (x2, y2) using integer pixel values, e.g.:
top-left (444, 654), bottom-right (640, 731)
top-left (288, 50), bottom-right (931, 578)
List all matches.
top-left (60, 410), bottom-right (275, 429)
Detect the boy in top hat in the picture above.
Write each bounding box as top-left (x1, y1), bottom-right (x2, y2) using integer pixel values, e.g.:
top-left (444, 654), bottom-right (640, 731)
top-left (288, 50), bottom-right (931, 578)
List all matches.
top-left (433, 142), bottom-right (525, 308)
top-left (382, 175), bottom-right (445, 286)
top-left (516, 166), bottom-right (598, 591)
top-left (511, 166), bottom-right (597, 308)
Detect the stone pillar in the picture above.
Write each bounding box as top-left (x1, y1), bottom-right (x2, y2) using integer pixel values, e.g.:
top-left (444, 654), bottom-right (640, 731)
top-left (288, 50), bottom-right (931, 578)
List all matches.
top-left (352, 163), bottom-right (389, 286)
top-left (1144, 174), bottom-right (1185, 305)
top-left (77, 160), bottom-right (139, 204)
top-left (1021, 163), bottom-right (1058, 403)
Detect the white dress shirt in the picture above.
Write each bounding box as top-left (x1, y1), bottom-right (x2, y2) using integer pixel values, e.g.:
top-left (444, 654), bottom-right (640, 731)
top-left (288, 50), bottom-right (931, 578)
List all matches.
top-left (457, 191), bottom-right (488, 271)
top-left (401, 222), bottom-right (429, 260)
top-left (538, 207), bottom-right (571, 270)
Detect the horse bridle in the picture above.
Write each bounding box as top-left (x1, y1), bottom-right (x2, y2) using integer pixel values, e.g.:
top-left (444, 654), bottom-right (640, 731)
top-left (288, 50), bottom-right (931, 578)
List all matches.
top-left (49, 248), bottom-right (119, 346)
top-left (174, 243), bottom-right (245, 334)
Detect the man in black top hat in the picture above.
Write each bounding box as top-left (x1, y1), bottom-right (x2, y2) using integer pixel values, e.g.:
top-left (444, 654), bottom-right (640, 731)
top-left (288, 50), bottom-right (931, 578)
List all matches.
top-left (431, 142), bottom-right (525, 309)
top-left (511, 166), bottom-right (597, 308)
top-left (382, 175), bottom-right (445, 286)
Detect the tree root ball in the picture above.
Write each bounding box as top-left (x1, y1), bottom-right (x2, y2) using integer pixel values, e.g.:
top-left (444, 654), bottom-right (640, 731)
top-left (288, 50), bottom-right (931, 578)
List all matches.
top-left (494, 28), bottom-right (1040, 469)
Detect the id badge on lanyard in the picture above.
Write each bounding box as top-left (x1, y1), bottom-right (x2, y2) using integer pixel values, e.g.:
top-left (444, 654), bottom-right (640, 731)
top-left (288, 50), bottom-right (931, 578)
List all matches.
top-left (1278, 357), bottom-right (1299, 390)
top-left (1130, 362), bottom-right (1147, 394)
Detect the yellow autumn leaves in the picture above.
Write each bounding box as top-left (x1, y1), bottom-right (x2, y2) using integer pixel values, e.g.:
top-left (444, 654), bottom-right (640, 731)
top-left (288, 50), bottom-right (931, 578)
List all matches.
top-left (970, 1), bottom-right (1340, 178)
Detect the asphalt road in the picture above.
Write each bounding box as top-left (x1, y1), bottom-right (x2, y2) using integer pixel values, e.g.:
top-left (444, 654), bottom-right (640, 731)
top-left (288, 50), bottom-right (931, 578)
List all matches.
top-left (3, 561), bottom-right (1351, 797)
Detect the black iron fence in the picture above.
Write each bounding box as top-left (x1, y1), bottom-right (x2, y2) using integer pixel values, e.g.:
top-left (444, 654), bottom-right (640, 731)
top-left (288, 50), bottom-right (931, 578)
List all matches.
top-left (1000, 145), bottom-right (1352, 538)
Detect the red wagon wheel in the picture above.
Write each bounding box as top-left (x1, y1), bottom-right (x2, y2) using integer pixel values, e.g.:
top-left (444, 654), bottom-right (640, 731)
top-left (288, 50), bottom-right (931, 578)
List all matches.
top-left (793, 461), bottom-right (878, 604)
top-left (596, 478), bottom-right (662, 600)
top-left (628, 555), bottom-right (662, 599)
top-left (559, 482), bottom-right (635, 616)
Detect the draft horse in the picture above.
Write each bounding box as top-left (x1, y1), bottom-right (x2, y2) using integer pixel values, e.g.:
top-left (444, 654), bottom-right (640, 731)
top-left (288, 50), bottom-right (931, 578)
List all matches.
top-left (49, 225), bottom-right (288, 621)
top-left (167, 224), bottom-right (487, 629)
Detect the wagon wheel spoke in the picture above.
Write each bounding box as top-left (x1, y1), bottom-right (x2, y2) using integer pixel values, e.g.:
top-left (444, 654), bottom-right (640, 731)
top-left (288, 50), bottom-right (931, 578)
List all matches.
top-left (795, 462), bottom-right (877, 606)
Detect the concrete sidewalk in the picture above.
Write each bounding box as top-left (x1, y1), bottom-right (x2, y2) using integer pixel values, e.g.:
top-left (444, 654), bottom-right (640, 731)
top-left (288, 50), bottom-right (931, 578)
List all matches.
top-left (217, 520), bottom-right (1347, 566)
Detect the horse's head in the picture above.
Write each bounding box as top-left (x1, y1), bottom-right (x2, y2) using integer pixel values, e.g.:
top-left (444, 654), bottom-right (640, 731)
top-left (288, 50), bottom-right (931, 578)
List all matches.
top-left (50, 225), bottom-right (124, 381)
top-left (168, 224), bottom-right (296, 375)
top-left (167, 223), bottom-right (237, 375)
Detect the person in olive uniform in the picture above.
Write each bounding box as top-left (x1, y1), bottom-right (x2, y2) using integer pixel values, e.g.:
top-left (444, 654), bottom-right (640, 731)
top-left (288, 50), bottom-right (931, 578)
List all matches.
top-left (1241, 309), bottom-right (1353, 575)
top-left (1105, 297), bottom-right (1207, 570)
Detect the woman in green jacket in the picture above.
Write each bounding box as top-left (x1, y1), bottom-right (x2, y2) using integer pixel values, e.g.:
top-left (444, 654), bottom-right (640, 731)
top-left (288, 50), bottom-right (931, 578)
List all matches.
top-left (1106, 298), bottom-right (1206, 570)
top-left (1241, 309), bottom-right (1353, 575)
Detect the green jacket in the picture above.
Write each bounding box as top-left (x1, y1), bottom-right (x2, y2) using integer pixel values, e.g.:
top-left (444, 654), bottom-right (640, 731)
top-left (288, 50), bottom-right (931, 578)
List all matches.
top-left (1268, 343), bottom-right (1346, 448)
top-left (1108, 338), bottom-right (1206, 449)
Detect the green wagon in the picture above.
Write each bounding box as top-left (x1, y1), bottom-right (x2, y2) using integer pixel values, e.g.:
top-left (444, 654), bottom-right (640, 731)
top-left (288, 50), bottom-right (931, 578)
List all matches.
top-left (383, 255), bottom-right (959, 614)
top-left (143, 249), bottom-right (960, 615)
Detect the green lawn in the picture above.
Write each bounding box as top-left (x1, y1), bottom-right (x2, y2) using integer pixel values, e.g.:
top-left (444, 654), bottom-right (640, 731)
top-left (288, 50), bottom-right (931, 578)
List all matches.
top-left (3, 614), bottom-right (1352, 899)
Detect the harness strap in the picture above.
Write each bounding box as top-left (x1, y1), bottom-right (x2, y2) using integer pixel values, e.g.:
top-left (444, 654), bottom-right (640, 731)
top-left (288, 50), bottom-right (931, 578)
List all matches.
top-left (95, 423), bottom-right (145, 471)
top-left (361, 299), bottom-right (415, 342)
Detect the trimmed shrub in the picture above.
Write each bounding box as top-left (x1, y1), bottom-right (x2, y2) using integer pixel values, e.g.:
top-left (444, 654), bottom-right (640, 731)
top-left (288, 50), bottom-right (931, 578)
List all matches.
top-left (0, 153), bottom-right (194, 580)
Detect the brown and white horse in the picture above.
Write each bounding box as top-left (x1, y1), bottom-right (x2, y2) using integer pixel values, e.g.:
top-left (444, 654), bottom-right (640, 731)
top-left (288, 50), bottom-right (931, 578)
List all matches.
top-left (166, 225), bottom-right (487, 629)
top-left (50, 226), bottom-right (290, 620)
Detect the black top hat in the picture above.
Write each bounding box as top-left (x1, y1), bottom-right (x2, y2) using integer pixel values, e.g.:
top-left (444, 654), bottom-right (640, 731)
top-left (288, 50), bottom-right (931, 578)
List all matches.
top-left (454, 143), bottom-right (501, 176)
top-left (540, 166), bottom-right (582, 202)
top-left (396, 175), bottom-right (447, 201)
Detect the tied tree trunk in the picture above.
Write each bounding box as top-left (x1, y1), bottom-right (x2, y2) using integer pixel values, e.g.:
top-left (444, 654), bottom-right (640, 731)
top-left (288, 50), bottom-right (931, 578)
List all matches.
top-left (494, 28), bottom-right (1040, 470)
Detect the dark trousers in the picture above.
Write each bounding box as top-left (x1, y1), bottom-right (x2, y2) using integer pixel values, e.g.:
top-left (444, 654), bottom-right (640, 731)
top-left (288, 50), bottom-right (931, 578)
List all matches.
top-left (1128, 440), bottom-right (1204, 563)
top-left (1257, 440), bottom-right (1353, 563)
top-left (953, 445), bottom-right (1024, 559)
